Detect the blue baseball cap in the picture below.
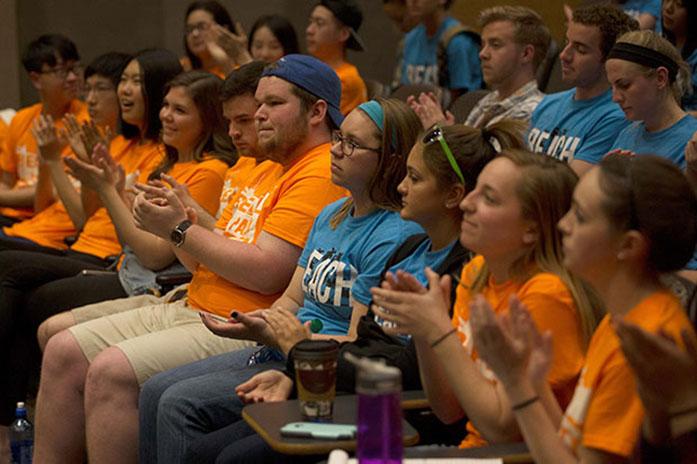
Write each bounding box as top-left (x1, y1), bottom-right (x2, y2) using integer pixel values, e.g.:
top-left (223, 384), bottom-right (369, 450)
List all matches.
top-left (262, 54), bottom-right (344, 128)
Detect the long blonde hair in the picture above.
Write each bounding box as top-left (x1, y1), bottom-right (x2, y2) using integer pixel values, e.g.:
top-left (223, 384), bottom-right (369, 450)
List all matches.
top-left (471, 150), bottom-right (602, 346)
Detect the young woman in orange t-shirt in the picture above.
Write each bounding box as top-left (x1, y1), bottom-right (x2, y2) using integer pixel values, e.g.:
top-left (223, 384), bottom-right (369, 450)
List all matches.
top-left (372, 150), bottom-right (600, 446)
top-left (471, 154), bottom-right (697, 463)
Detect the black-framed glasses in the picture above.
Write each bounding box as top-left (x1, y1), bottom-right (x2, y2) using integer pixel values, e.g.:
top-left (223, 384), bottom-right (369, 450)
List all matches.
top-left (186, 21), bottom-right (213, 35)
top-left (423, 125), bottom-right (465, 184)
top-left (331, 130), bottom-right (381, 157)
top-left (40, 63), bottom-right (83, 79)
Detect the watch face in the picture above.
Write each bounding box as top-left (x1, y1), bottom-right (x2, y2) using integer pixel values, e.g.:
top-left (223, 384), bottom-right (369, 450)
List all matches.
top-left (171, 220), bottom-right (192, 246)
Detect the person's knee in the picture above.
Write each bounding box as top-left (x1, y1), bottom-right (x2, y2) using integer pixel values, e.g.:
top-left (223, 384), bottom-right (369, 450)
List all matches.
top-left (38, 312), bottom-right (75, 352)
top-left (42, 330), bottom-right (88, 379)
top-left (139, 371), bottom-right (174, 417)
top-left (85, 347), bottom-right (137, 401)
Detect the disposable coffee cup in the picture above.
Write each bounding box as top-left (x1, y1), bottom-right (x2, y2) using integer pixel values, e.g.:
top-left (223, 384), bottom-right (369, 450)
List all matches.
top-left (293, 340), bottom-right (339, 421)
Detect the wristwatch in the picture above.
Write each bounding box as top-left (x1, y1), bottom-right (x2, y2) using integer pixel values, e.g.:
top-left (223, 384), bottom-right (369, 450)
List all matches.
top-left (170, 219), bottom-right (193, 247)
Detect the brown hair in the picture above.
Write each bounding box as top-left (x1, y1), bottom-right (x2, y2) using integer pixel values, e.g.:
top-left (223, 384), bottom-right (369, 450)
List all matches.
top-left (613, 30), bottom-right (691, 104)
top-left (572, 4), bottom-right (639, 60)
top-left (149, 70), bottom-right (235, 180)
top-left (598, 153), bottom-right (697, 273)
top-left (330, 98), bottom-right (422, 228)
top-left (421, 119), bottom-right (526, 193)
top-left (478, 5), bottom-right (551, 70)
top-left (471, 150), bottom-right (602, 345)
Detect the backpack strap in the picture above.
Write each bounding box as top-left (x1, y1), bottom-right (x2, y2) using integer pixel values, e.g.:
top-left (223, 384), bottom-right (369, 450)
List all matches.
top-left (437, 24), bottom-right (481, 89)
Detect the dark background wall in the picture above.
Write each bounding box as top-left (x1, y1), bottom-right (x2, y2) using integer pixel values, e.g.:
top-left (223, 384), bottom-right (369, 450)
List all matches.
top-left (0, 0), bottom-right (576, 109)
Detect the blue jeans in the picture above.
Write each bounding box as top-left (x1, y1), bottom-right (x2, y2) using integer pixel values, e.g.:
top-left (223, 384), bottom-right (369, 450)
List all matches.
top-left (138, 346), bottom-right (285, 463)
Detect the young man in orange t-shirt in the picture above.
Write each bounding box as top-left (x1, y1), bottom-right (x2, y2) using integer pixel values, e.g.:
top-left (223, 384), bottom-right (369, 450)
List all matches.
top-left (306, 0), bottom-right (368, 115)
top-left (0, 34), bottom-right (88, 227)
top-left (35, 55), bottom-right (347, 463)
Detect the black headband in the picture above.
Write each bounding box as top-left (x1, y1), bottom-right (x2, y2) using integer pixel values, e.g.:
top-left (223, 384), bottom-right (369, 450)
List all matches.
top-left (607, 42), bottom-right (679, 82)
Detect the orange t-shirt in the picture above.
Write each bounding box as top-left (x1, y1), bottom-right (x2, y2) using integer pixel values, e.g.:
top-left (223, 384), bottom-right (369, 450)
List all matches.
top-left (179, 56), bottom-right (226, 79)
top-left (187, 143), bottom-right (348, 317)
top-left (452, 256), bottom-right (586, 448)
top-left (70, 140), bottom-right (165, 259)
top-left (334, 62), bottom-right (367, 115)
top-left (558, 290), bottom-right (696, 458)
top-left (216, 156), bottom-right (259, 218)
top-left (3, 136), bottom-right (132, 249)
top-left (0, 101), bottom-right (88, 219)
top-left (165, 157), bottom-right (229, 217)
top-left (0, 118), bottom-right (9, 150)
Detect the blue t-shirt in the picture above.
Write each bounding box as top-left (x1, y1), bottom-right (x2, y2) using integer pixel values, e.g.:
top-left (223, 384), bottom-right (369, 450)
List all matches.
top-left (609, 115), bottom-right (697, 168)
top-left (527, 88), bottom-right (629, 164)
top-left (682, 49), bottom-right (697, 111)
top-left (623, 0), bottom-right (662, 34)
top-left (401, 16), bottom-right (482, 91)
top-left (296, 199), bottom-right (423, 335)
top-left (373, 237), bottom-right (458, 342)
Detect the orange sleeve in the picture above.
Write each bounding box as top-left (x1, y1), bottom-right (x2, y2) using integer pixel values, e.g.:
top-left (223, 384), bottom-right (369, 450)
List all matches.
top-left (261, 175), bottom-right (347, 250)
top-left (581, 352), bottom-right (644, 457)
top-left (517, 275), bottom-right (585, 402)
top-left (0, 109), bottom-right (28, 175)
top-left (178, 160), bottom-right (227, 216)
top-left (336, 63), bottom-right (368, 115)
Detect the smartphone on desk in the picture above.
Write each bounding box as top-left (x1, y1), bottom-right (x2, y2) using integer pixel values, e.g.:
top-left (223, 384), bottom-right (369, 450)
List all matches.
top-left (280, 422), bottom-right (356, 440)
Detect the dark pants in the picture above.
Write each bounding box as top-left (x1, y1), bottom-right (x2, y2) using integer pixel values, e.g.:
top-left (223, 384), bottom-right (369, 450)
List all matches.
top-left (0, 230), bottom-right (65, 255)
top-left (187, 420), bottom-right (321, 464)
top-left (0, 249), bottom-right (127, 424)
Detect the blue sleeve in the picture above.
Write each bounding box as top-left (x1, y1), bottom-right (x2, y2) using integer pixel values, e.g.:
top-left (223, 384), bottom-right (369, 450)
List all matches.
top-left (642, 0), bottom-right (661, 17)
top-left (446, 34), bottom-right (482, 91)
top-left (573, 113), bottom-right (629, 164)
top-left (350, 221), bottom-right (421, 306)
top-left (297, 203), bottom-right (337, 268)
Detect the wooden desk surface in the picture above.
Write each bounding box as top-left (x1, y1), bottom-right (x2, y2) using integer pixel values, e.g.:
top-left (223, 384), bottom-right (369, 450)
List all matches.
top-left (242, 395), bottom-right (420, 455)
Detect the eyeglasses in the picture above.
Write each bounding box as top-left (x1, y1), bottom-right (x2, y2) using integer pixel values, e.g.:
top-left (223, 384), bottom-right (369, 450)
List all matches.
top-left (331, 130), bottom-right (381, 157)
top-left (186, 21), bottom-right (212, 35)
top-left (422, 125), bottom-right (465, 184)
top-left (40, 63), bottom-right (83, 79)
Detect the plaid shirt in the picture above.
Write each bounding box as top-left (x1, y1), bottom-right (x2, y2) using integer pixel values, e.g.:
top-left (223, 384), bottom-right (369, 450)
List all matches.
top-left (465, 80), bottom-right (543, 128)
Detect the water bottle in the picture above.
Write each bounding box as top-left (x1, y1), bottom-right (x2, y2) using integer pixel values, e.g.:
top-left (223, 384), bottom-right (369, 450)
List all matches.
top-left (9, 402), bottom-right (33, 464)
top-left (353, 356), bottom-right (402, 464)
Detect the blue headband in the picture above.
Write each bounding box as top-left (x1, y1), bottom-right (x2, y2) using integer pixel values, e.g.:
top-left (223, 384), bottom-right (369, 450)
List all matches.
top-left (357, 100), bottom-right (384, 133)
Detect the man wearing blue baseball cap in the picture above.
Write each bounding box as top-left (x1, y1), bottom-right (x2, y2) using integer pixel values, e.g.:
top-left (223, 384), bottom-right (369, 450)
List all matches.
top-left (33, 56), bottom-right (348, 463)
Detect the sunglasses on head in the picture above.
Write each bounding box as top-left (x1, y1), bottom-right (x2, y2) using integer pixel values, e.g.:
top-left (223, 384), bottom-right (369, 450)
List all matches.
top-left (423, 125), bottom-right (465, 184)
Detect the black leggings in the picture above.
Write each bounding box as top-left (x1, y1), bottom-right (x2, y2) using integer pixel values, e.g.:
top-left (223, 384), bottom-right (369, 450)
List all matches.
top-left (0, 249), bottom-right (128, 424)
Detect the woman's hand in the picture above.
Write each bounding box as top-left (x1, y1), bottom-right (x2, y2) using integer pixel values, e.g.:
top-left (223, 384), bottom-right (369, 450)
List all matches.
top-left (31, 115), bottom-right (65, 163)
top-left (371, 267), bottom-right (453, 342)
top-left (470, 295), bottom-right (552, 389)
top-left (211, 22), bottom-right (252, 65)
top-left (263, 308), bottom-right (312, 356)
top-left (199, 309), bottom-right (277, 345)
top-left (236, 370), bottom-right (293, 404)
top-left (407, 92), bottom-right (454, 129)
top-left (132, 188), bottom-right (189, 239)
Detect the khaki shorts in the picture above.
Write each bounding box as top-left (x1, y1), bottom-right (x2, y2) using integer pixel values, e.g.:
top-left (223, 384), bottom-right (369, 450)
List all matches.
top-left (69, 297), bottom-right (254, 385)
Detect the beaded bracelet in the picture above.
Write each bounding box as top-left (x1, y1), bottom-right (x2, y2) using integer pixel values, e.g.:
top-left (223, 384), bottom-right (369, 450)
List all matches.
top-left (430, 328), bottom-right (457, 349)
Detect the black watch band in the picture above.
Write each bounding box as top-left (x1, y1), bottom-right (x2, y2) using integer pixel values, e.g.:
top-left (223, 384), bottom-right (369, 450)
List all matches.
top-left (170, 219), bottom-right (193, 247)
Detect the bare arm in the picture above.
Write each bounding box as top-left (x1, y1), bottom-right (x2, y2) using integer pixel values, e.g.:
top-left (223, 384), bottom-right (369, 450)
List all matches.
top-left (180, 226), bottom-right (302, 294)
top-left (570, 159), bottom-right (594, 178)
top-left (99, 185), bottom-right (175, 269)
top-left (372, 269), bottom-right (518, 439)
top-left (133, 185), bottom-right (302, 294)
